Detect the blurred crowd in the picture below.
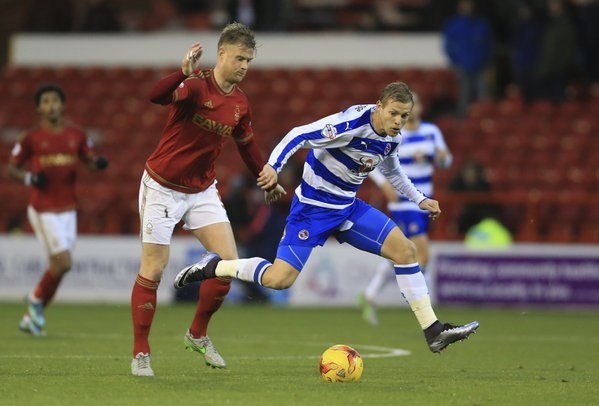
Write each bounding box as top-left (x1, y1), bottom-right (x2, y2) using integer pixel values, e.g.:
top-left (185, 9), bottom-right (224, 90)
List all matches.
top-left (1, 0), bottom-right (597, 104)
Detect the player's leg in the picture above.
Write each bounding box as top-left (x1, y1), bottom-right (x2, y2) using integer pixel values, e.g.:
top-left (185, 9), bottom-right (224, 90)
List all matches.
top-left (131, 173), bottom-right (181, 376)
top-left (337, 202), bottom-right (478, 352)
top-left (174, 225), bottom-right (313, 290)
top-left (175, 252), bottom-right (303, 290)
top-left (176, 195), bottom-right (331, 291)
top-left (131, 242), bottom-right (168, 376)
top-left (186, 222), bottom-right (237, 368)
top-left (378, 229), bottom-right (478, 351)
top-left (358, 229), bottom-right (428, 327)
top-left (20, 207), bottom-right (75, 336)
top-left (411, 234), bottom-right (429, 268)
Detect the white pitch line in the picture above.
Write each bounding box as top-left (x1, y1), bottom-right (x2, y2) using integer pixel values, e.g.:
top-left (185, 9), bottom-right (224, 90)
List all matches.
top-left (0, 344), bottom-right (410, 361)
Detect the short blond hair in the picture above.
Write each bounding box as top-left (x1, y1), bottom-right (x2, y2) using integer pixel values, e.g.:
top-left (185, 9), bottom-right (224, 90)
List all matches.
top-left (379, 82), bottom-right (414, 105)
top-left (218, 22), bottom-right (256, 49)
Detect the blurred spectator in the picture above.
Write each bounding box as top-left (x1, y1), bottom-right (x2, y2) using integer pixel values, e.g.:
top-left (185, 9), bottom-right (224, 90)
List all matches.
top-left (509, 3), bottom-right (542, 103)
top-left (442, 0), bottom-right (492, 116)
top-left (225, 0), bottom-right (256, 28)
top-left (465, 217), bottom-right (512, 248)
top-left (536, 0), bottom-right (577, 102)
top-left (448, 159), bottom-right (497, 234)
top-left (81, 0), bottom-right (121, 32)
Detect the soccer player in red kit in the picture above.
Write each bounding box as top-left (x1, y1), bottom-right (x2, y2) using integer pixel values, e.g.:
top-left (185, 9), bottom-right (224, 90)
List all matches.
top-left (8, 84), bottom-right (109, 336)
top-left (130, 23), bottom-right (283, 376)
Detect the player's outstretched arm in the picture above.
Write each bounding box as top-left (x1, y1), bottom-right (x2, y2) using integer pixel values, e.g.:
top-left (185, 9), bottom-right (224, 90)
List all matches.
top-left (148, 43), bottom-right (202, 105)
top-left (418, 198), bottom-right (441, 220)
top-left (181, 42), bottom-right (202, 75)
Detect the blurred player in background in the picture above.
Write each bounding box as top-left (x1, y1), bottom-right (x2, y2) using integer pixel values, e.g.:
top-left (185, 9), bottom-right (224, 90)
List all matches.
top-left (130, 23), bottom-right (278, 376)
top-left (8, 84), bottom-right (109, 337)
top-left (358, 93), bottom-right (452, 325)
top-left (175, 82), bottom-right (477, 354)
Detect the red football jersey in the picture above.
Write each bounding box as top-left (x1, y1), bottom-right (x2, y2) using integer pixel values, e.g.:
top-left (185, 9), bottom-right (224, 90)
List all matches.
top-left (145, 69), bottom-right (254, 193)
top-left (10, 124), bottom-right (93, 212)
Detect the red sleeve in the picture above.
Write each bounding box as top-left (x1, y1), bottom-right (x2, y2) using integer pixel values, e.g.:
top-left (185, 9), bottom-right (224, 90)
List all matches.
top-left (9, 133), bottom-right (31, 166)
top-left (236, 137), bottom-right (265, 178)
top-left (148, 70), bottom-right (189, 105)
top-left (233, 106), bottom-right (264, 177)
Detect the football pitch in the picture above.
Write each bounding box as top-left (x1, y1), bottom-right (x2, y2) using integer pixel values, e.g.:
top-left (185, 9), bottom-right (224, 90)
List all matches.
top-left (1, 303), bottom-right (597, 405)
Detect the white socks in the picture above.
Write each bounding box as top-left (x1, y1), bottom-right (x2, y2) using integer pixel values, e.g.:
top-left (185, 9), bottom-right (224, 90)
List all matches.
top-left (215, 258), bottom-right (272, 286)
top-left (394, 263), bottom-right (437, 329)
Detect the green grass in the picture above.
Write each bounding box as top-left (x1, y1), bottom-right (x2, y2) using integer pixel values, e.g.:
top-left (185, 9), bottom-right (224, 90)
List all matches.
top-left (0, 302), bottom-right (597, 405)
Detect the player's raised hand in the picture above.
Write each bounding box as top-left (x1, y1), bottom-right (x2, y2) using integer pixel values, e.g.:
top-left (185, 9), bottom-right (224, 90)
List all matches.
top-left (264, 184), bottom-right (287, 205)
top-left (418, 198), bottom-right (441, 220)
top-left (257, 164), bottom-right (278, 191)
top-left (182, 42), bottom-right (203, 76)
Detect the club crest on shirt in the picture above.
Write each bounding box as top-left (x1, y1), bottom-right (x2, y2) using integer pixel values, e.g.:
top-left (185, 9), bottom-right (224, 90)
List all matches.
top-left (321, 124), bottom-right (337, 140)
top-left (298, 229), bottom-right (310, 240)
top-left (234, 104), bottom-right (241, 122)
top-left (357, 156), bottom-right (379, 174)
top-left (384, 143), bottom-right (392, 155)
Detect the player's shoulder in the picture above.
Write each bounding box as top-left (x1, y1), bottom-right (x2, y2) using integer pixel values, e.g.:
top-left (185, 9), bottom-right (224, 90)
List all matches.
top-left (183, 69), bottom-right (210, 85)
top-left (341, 104), bottom-right (375, 118)
top-left (19, 125), bottom-right (46, 140)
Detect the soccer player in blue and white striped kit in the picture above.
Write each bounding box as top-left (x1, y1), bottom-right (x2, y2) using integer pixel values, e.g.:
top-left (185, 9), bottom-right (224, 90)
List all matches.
top-left (175, 82), bottom-right (478, 352)
top-left (359, 93), bottom-right (452, 326)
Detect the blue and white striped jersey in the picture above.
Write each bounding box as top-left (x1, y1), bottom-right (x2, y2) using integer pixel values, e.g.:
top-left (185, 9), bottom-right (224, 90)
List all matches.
top-left (267, 104), bottom-right (426, 210)
top-left (369, 121), bottom-right (452, 212)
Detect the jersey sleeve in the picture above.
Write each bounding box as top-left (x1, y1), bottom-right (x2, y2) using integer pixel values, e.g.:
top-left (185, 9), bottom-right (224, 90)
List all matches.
top-left (368, 167), bottom-right (388, 187)
top-left (9, 132), bottom-right (32, 167)
top-left (149, 70), bottom-right (188, 105)
top-left (377, 150), bottom-right (426, 204)
top-left (233, 105), bottom-right (264, 177)
top-left (172, 75), bottom-right (203, 104)
top-left (267, 112), bottom-right (353, 173)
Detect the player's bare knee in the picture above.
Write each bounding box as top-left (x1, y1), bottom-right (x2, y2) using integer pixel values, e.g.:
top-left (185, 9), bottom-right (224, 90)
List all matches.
top-left (50, 254), bottom-right (71, 275)
top-left (392, 239), bottom-right (418, 264)
top-left (139, 263), bottom-right (166, 281)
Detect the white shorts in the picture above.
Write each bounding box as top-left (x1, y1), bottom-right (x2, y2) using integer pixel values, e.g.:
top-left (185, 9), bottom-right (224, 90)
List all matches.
top-left (27, 206), bottom-right (77, 255)
top-left (138, 171), bottom-right (230, 245)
